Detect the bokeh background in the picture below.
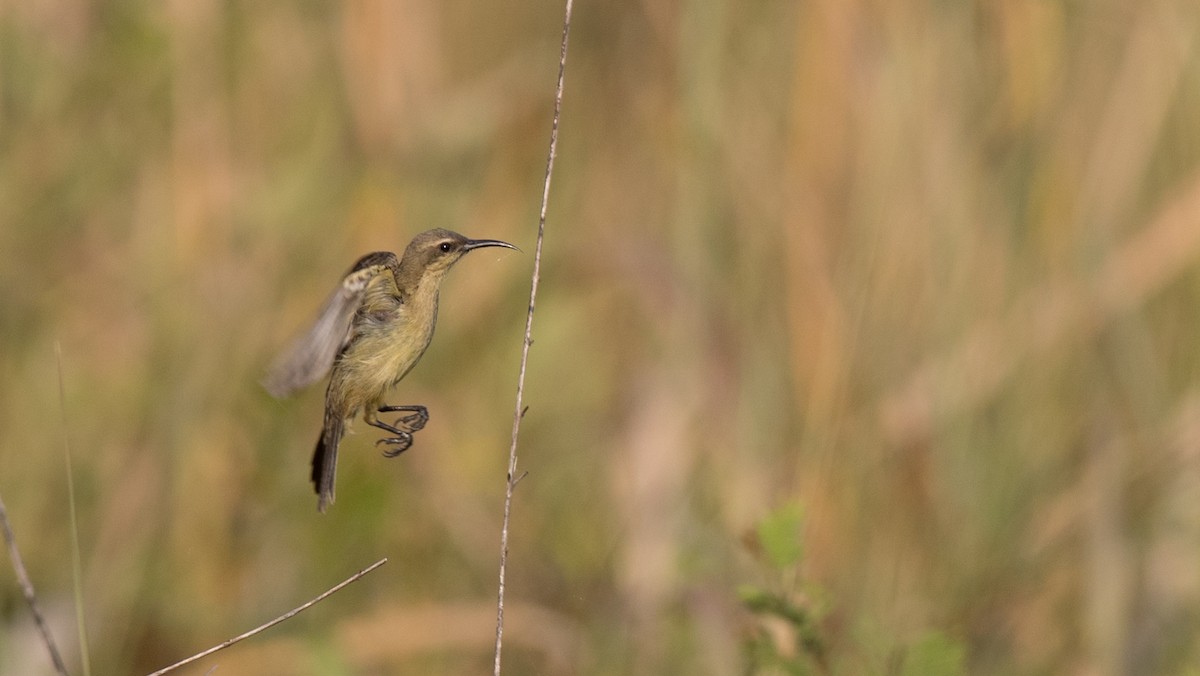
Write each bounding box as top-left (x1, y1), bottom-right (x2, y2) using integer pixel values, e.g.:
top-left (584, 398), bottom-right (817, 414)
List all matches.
top-left (2, 0), bottom-right (1200, 674)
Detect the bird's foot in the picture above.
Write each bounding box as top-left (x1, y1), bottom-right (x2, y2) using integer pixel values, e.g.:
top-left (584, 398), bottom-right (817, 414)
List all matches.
top-left (396, 411), bottom-right (427, 432)
top-left (376, 433), bottom-right (414, 458)
top-left (378, 404), bottom-right (429, 433)
top-left (370, 405), bottom-right (427, 456)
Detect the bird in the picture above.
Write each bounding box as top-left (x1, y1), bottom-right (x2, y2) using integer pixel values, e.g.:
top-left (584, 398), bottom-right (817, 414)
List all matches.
top-left (264, 228), bottom-right (517, 512)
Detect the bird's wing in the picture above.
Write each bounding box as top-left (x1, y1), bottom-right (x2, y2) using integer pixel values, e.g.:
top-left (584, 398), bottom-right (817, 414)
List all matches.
top-left (263, 252), bottom-right (400, 397)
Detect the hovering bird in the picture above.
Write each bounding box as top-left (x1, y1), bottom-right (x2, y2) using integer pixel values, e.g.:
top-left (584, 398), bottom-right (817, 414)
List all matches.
top-left (265, 229), bottom-right (517, 512)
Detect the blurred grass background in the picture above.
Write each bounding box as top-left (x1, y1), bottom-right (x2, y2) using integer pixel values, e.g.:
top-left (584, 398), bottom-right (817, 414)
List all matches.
top-left (2, 0), bottom-right (1200, 674)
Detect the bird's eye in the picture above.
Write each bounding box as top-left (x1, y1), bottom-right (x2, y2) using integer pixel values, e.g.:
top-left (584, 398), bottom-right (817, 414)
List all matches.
top-left (439, 242), bottom-right (452, 253)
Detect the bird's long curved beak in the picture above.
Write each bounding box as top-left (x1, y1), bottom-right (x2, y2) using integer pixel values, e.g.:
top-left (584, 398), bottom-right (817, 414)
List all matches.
top-left (464, 238), bottom-right (520, 253)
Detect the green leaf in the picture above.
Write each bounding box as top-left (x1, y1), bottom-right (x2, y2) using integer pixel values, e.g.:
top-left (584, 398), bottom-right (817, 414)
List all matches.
top-left (758, 502), bottom-right (805, 569)
top-left (738, 584), bottom-right (772, 608)
top-left (901, 631), bottom-right (966, 676)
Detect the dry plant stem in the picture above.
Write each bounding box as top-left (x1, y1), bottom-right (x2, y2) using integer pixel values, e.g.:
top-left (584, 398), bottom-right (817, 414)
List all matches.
top-left (57, 343), bottom-right (92, 676)
top-left (493, 1), bottom-right (573, 674)
top-left (147, 558), bottom-right (387, 676)
top-left (0, 491), bottom-right (71, 676)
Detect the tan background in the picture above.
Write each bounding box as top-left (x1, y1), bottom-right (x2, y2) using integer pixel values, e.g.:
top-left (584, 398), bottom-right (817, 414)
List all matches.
top-left (2, 0), bottom-right (1200, 673)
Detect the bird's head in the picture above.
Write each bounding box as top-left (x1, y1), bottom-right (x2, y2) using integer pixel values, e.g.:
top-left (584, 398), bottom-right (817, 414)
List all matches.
top-left (403, 228), bottom-right (518, 277)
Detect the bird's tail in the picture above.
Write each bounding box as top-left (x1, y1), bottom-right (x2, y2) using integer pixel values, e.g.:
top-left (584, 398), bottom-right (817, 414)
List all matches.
top-left (312, 413), bottom-right (344, 513)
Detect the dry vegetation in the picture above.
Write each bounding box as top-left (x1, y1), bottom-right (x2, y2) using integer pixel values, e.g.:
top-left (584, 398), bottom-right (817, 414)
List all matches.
top-left (2, 1), bottom-right (1200, 674)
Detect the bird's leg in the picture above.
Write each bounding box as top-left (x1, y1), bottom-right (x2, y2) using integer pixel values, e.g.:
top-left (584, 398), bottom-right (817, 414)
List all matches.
top-left (366, 405), bottom-right (428, 459)
top-left (366, 411), bottom-right (415, 458)
top-left (378, 404), bottom-right (429, 433)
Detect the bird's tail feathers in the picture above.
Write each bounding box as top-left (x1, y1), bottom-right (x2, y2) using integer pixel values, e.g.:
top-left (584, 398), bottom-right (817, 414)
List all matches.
top-left (312, 414), bottom-right (344, 513)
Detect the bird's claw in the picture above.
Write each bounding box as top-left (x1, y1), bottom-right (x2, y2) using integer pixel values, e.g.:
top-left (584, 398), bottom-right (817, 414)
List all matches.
top-left (371, 405), bottom-right (426, 457)
top-left (377, 405), bottom-right (429, 433)
top-left (395, 411), bottom-right (427, 432)
top-left (376, 433), bottom-right (414, 458)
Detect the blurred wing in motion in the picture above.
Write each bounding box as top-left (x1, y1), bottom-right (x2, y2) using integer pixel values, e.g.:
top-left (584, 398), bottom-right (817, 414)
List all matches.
top-left (263, 252), bottom-right (400, 397)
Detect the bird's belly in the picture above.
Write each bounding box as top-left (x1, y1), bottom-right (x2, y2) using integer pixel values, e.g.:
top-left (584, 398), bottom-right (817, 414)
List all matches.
top-left (338, 321), bottom-right (434, 409)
